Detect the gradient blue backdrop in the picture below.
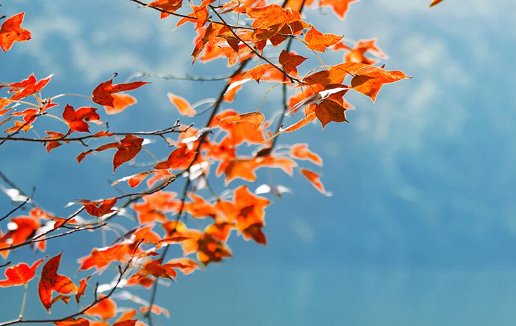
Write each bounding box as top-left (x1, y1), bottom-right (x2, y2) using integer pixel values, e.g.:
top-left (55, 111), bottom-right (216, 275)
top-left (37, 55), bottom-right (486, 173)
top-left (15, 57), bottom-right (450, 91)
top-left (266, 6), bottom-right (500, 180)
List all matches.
top-left (1, 0), bottom-right (516, 325)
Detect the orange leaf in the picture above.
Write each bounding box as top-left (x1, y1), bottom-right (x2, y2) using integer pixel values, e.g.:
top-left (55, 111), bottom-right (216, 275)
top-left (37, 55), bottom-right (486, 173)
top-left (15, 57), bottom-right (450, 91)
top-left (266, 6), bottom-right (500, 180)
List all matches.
top-left (154, 146), bottom-right (196, 170)
top-left (290, 143), bottom-right (322, 166)
top-left (0, 12), bottom-right (31, 52)
top-left (0, 258), bottom-right (43, 287)
top-left (279, 50), bottom-right (307, 77)
top-left (54, 318), bottom-right (91, 326)
top-left (75, 276), bottom-right (91, 303)
top-left (300, 168), bottom-right (332, 196)
top-left (315, 98), bottom-right (348, 127)
top-left (38, 253), bottom-right (77, 311)
top-left (219, 112), bottom-right (264, 128)
top-left (430, 0), bottom-right (444, 7)
top-left (104, 93), bottom-right (137, 115)
top-left (347, 64), bottom-right (410, 102)
top-left (85, 296), bottom-right (117, 320)
top-left (92, 78), bottom-right (148, 107)
top-left (79, 197), bottom-right (117, 217)
top-left (318, 0), bottom-right (358, 20)
top-left (148, 0), bottom-right (182, 18)
top-left (304, 27), bottom-right (342, 52)
top-left (62, 105), bottom-right (101, 133)
top-left (168, 92), bottom-right (196, 117)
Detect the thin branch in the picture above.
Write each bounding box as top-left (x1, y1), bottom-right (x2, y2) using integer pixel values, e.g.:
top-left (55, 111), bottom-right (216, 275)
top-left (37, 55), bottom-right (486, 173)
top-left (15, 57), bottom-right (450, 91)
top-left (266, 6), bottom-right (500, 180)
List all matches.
top-left (132, 71), bottom-right (233, 82)
top-left (146, 57), bottom-right (251, 326)
top-left (209, 5), bottom-right (301, 84)
top-left (0, 264), bottom-right (131, 325)
top-left (0, 196), bottom-right (30, 223)
top-left (128, 0), bottom-right (254, 30)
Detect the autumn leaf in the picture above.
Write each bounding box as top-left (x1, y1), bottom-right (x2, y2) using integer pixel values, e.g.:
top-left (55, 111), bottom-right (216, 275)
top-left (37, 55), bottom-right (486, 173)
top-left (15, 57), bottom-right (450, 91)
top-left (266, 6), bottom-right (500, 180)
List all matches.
top-left (54, 318), bottom-right (91, 326)
top-left (347, 64), bottom-right (410, 102)
top-left (300, 168), bottom-right (332, 196)
top-left (319, 0), bottom-right (359, 20)
top-left (279, 50), bottom-right (307, 77)
top-left (168, 92), bottom-right (196, 117)
top-left (77, 134), bottom-right (144, 171)
top-left (148, 0), bottom-right (182, 18)
top-left (62, 104), bottom-right (101, 133)
top-left (8, 74), bottom-right (52, 101)
top-left (315, 98), bottom-right (348, 127)
top-left (0, 259), bottom-right (43, 287)
top-left (0, 12), bottom-right (31, 52)
top-left (219, 112), bottom-right (264, 128)
top-left (430, 0), bottom-right (444, 7)
top-left (92, 77), bottom-right (148, 107)
top-left (79, 197), bottom-right (117, 217)
top-left (304, 27), bottom-right (342, 52)
top-left (75, 276), bottom-right (90, 303)
top-left (154, 146), bottom-right (196, 170)
top-left (290, 143), bottom-right (322, 166)
top-left (85, 295), bottom-right (117, 320)
top-left (38, 253), bottom-right (77, 311)
top-left (104, 93), bottom-right (137, 115)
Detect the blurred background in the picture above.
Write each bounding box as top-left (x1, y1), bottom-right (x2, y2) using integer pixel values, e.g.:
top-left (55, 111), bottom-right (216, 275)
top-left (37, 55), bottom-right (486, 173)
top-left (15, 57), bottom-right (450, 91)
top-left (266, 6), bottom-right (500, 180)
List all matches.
top-left (1, 0), bottom-right (516, 325)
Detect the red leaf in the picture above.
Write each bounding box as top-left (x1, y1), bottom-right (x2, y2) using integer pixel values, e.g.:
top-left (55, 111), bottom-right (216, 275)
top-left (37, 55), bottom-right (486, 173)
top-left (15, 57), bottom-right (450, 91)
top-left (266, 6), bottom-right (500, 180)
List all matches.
top-left (154, 146), bottom-right (196, 170)
top-left (85, 295), bottom-right (117, 320)
top-left (38, 253), bottom-right (77, 311)
top-left (0, 12), bottom-right (31, 52)
top-left (79, 197), bottom-right (117, 217)
top-left (92, 78), bottom-right (148, 107)
top-left (62, 105), bottom-right (101, 133)
top-left (430, 0), bottom-right (444, 7)
top-left (0, 259), bottom-right (43, 287)
top-left (54, 318), bottom-right (91, 326)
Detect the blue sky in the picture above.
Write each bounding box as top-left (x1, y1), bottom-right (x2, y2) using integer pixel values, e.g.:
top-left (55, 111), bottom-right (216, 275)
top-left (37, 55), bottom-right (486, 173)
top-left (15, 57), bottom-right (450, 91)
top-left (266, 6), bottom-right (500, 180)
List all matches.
top-left (1, 0), bottom-right (516, 325)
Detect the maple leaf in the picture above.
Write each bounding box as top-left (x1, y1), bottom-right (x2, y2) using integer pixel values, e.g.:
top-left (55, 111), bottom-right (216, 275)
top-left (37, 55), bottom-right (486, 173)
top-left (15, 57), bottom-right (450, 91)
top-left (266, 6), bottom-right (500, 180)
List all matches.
top-left (85, 295), bottom-right (117, 320)
top-left (290, 143), bottom-right (322, 166)
top-left (315, 98), bottom-right (348, 127)
top-left (38, 253), bottom-right (78, 311)
top-left (319, 0), bottom-right (359, 20)
top-left (0, 259), bottom-right (43, 287)
top-left (233, 186), bottom-right (270, 244)
top-left (79, 197), bottom-right (117, 217)
top-left (8, 74), bottom-right (52, 101)
top-left (279, 50), bottom-right (307, 77)
top-left (168, 92), bottom-right (196, 117)
top-left (62, 104), bottom-right (101, 133)
top-left (75, 276), bottom-right (90, 303)
top-left (104, 93), bottom-right (137, 115)
top-left (0, 12), bottom-right (31, 52)
top-left (77, 135), bottom-right (144, 171)
top-left (343, 63), bottom-right (410, 102)
top-left (54, 318), bottom-right (91, 326)
top-left (219, 112), bottom-right (265, 128)
top-left (304, 27), bottom-right (342, 52)
top-left (92, 77), bottom-right (148, 107)
top-left (300, 168), bottom-right (332, 196)
top-left (148, 0), bottom-right (183, 18)
top-left (154, 146), bottom-right (196, 170)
